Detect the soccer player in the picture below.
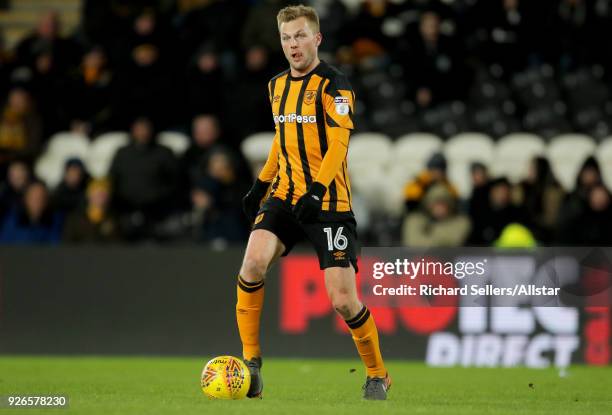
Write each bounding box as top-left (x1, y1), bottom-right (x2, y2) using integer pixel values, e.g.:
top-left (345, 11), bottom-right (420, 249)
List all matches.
top-left (236, 5), bottom-right (391, 400)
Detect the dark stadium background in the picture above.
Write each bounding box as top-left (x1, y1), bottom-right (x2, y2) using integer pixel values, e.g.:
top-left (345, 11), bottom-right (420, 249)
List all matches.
top-left (0, 0), bottom-right (610, 366)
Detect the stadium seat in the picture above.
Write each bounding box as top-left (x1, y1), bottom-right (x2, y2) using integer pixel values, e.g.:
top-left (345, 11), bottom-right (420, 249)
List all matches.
top-left (388, 133), bottom-right (443, 191)
top-left (444, 133), bottom-right (494, 197)
top-left (349, 163), bottom-right (391, 214)
top-left (492, 133), bottom-right (546, 182)
top-left (347, 132), bottom-right (413, 216)
top-left (348, 132), bottom-right (392, 170)
top-left (46, 132), bottom-right (90, 159)
top-left (445, 133), bottom-right (495, 160)
top-left (393, 133), bottom-right (443, 164)
top-left (86, 132), bottom-right (130, 178)
top-left (547, 134), bottom-right (597, 191)
top-left (241, 132), bottom-right (276, 177)
top-left (378, 177), bottom-right (405, 217)
top-left (158, 131), bottom-right (190, 155)
top-left (241, 132), bottom-right (275, 164)
top-left (597, 137), bottom-right (612, 190)
top-left (34, 153), bottom-right (69, 189)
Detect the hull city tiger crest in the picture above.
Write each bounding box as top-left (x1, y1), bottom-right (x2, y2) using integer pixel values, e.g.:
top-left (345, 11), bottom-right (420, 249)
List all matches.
top-left (304, 90), bottom-right (317, 105)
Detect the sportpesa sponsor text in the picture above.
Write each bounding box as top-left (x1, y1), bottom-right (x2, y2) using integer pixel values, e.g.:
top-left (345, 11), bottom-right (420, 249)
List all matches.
top-left (273, 113), bottom-right (317, 124)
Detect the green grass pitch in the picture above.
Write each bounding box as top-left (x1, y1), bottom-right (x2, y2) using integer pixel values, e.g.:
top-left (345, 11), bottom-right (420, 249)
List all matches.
top-left (0, 356), bottom-right (611, 414)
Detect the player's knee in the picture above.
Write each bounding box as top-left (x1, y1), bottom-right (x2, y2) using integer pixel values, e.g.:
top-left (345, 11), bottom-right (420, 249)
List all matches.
top-left (334, 304), bottom-right (352, 319)
top-left (240, 255), bottom-right (269, 282)
top-left (329, 292), bottom-right (354, 319)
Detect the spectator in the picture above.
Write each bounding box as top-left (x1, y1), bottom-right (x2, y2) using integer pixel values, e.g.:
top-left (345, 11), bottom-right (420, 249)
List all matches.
top-left (83, 0), bottom-right (177, 51)
top-left (467, 161), bottom-right (490, 244)
top-left (180, 114), bottom-right (221, 190)
top-left (190, 148), bottom-right (250, 244)
top-left (556, 155), bottom-right (602, 243)
top-left (338, 0), bottom-right (400, 65)
top-left (547, 0), bottom-right (595, 71)
top-left (514, 156), bottom-right (564, 243)
top-left (228, 46), bottom-right (276, 140)
top-left (0, 159), bottom-right (31, 219)
top-left (111, 42), bottom-right (176, 129)
top-left (15, 11), bottom-right (78, 72)
top-left (109, 117), bottom-right (178, 240)
top-left (184, 45), bottom-right (225, 119)
top-left (403, 10), bottom-right (468, 108)
top-left (0, 32), bottom-right (14, 103)
top-left (402, 183), bottom-right (471, 247)
top-left (558, 184), bottom-right (612, 245)
top-left (51, 158), bottom-right (90, 215)
top-left (65, 46), bottom-right (113, 136)
top-left (28, 45), bottom-right (70, 136)
top-left (313, 0), bottom-right (350, 55)
top-left (479, 0), bottom-right (533, 76)
top-left (241, 0), bottom-right (290, 66)
top-left (494, 223), bottom-right (537, 247)
top-left (64, 178), bottom-right (120, 243)
top-left (126, 9), bottom-right (164, 56)
top-left (0, 87), bottom-right (43, 174)
top-left (403, 152), bottom-right (458, 212)
top-left (82, 0), bottom-right (132, 48)
top-left (470, 177), bottom-right (528, 245)
top-left (178, 0), bottom-right (247, 64)
top-left (0, 180), bottom-right (62, 244)
top-left (112, 8), bottom-right (178, 68)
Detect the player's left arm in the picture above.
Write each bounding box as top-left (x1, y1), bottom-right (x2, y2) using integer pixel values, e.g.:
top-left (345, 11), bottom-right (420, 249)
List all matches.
top-left (293, 78), bottom-right (354, 221)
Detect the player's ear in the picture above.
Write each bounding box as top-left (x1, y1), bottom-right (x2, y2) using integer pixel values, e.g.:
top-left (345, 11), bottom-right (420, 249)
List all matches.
top-left (315, 32), bottom-right (322, 47)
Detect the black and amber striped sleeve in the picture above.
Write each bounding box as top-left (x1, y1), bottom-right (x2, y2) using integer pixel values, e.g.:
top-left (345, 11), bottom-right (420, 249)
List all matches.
top-left (256, 80), bottom-right (281, 183)
top-left (257, 134), bottom-right (280, 183)
top-left (313, 75), bottom-right (354, 187)
top-left (314, 134), bottom-right (348, 188)
top-left (323, 75), bottom-right (355, 141)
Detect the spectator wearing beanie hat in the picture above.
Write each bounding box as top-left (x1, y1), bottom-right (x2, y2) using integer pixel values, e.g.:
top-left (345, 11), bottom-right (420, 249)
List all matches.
top-left (402, 183), bottom-right (471, 247)
top-left (403, 152), bottom-right (459, 213)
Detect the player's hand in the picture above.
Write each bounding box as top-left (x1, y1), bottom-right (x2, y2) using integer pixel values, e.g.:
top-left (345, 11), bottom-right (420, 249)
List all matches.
top-left (293, 182), bottom-right (326, 222)
top-left (242, 179), bottom-right (270, 222)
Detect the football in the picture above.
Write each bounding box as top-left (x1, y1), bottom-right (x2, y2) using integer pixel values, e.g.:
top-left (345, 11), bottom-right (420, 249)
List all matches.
top-left (200, 356), bottom-right (251, 400)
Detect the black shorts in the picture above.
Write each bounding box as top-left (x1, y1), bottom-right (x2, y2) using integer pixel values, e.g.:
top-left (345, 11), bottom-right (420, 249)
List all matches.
top-left (253, 197), bottom-right (359, 272)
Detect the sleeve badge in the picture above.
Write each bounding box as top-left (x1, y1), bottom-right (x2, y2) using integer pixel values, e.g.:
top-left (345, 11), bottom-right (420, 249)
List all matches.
top-left (334, 96), bottom-right (350, 116)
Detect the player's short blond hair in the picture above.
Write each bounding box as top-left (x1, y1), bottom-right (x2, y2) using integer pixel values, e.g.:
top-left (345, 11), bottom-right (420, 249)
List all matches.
top-left (277, 5), bottom-right (320, 33)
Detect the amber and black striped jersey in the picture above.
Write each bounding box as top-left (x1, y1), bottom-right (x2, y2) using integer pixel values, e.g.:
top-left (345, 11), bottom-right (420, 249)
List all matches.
top-left (257, 61), bottom-right (355, 213)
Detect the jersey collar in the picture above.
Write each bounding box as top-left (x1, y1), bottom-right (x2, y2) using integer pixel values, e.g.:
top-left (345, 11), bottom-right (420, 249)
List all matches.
top-left (288, 60), bottom-right (326, 81)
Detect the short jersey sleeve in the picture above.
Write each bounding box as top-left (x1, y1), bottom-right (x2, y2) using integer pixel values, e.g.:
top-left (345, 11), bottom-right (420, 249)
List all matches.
top-left (323, 74), bottom-right (355, 132)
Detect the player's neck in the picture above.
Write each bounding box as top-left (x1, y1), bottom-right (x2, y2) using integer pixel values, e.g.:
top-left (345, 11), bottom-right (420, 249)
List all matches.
top-left (290, 57), bottom-right (320, 78)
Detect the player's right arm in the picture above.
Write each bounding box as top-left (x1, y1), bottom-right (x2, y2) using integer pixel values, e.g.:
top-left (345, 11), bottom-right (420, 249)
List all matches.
top-left (243, 134), bottom-right (279, 221)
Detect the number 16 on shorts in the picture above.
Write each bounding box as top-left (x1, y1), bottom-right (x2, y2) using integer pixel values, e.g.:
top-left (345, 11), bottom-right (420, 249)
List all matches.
top-left (323, 226), bottom-right (348, 251)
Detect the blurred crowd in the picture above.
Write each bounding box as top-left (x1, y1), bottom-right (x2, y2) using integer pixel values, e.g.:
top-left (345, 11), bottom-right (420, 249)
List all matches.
top-left (400, 152), bottom-right (612, 248)
top-left (1, 0), bottom-right (612, 246)
top-left (0, 115), bottom-right (253, 245)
